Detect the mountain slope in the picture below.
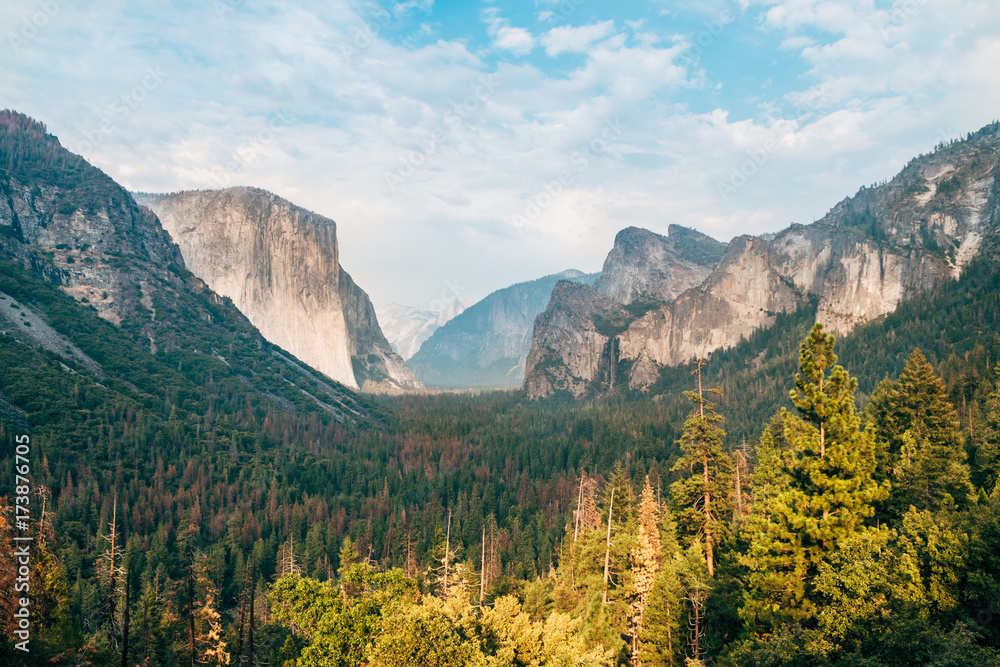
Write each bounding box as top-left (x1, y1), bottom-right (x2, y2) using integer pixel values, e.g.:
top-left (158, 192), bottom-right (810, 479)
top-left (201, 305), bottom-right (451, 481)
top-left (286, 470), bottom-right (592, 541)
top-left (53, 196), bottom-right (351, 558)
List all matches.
top-left (408, 270), bottom-right (596, 388)
top-left (524, 121), bottom-right (1000, 398)
top-left (0, 110), bottom-right (382, 425)
top-left (134, 188), bottom-right (421, 393)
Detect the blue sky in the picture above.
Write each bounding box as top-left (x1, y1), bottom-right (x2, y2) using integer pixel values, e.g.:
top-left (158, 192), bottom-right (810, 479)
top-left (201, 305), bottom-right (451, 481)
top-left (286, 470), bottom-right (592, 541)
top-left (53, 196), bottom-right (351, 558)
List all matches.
top-left (3, 0), bottom-right (1000, 310)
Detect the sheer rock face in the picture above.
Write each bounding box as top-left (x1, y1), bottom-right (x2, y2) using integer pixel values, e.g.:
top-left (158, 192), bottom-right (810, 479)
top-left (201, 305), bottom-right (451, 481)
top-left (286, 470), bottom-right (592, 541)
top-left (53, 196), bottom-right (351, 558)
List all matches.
top-left (525, 123), bottom-right (1000, 398)
top-left (523, 225), bottom-right (727, 399)
top-left (594, 225), bottom-right (726, 304)
top-left (135, 188), bottom-right (421, 392)
top-left (523, 281), bottom-right (627, 399)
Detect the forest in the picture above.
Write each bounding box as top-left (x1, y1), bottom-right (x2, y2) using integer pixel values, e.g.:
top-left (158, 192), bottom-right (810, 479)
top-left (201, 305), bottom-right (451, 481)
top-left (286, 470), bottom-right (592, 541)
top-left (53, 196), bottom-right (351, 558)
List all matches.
top-left (3, 248), bottom-right (1000, 665)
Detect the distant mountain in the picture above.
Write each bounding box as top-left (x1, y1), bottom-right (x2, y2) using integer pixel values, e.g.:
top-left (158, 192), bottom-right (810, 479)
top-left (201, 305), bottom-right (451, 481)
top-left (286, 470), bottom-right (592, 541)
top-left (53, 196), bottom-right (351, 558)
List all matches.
top-left (134, 188), bottom-right (422, 393)
top-left (376, 298), bottom-right (469, 360)
top-left (408, 270), bottom-right (597, 389)
top-left (524, 121), bottom-right (1000, 399)
top-left (524, 225), bottom-right (727, 399)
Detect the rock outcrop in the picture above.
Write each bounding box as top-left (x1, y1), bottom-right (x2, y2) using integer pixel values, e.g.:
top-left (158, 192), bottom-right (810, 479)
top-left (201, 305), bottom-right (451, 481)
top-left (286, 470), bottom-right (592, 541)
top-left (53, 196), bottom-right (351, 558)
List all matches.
top-left (134, 188), bottom-right (422, 392)
top-left (594, 225), bottom-right (726, 303)
top-left (524, 225), bottom-right (728, 398)
top-left (0, 110), bottom-right (379, 424)
top-left (0, 112), bottom-right (186, 330)
top-left (525, 122), bottom-right (1000, 398)
top-left (522, 280), bottom-right (628, 399)
top-left (408, 270), bottom-right (596, 389)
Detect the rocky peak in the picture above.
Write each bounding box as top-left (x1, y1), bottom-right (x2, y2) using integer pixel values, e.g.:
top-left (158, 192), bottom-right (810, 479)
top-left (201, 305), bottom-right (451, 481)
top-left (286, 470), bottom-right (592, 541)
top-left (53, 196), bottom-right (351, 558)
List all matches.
top-left (524, 121), bottom-right (1000, 399)
top-left (594, 224), bottom-right (726, 304)
top-left (408, 270), bottom-right (597, 389)
top-left (134, 188), bottom-right (422, 393)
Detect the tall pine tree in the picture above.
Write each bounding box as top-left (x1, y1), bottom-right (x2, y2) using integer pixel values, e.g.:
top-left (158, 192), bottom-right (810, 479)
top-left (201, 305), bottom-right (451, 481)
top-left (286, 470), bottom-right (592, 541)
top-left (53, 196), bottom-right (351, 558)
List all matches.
top-left (741, 323), bottom-right (888, 628)
top-left (871, 349), bottom-right (973, 514)
top-left (670, 360), bottom-right (732, 578)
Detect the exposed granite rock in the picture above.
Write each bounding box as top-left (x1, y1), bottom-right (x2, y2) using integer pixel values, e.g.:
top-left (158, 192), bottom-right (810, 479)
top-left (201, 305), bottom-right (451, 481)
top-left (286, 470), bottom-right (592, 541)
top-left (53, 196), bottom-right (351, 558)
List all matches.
top-left (594, 225), bottom-right (726, 304)
top-left (0, 110), bottom-right (379, 424)
top-left (0, 113), bottom-right (193, 343)
top-left (523, 280), bottom-right (628, 399)
top-left (134, 188), bottom-right (422, 392)
top-left (338, 265), bottom-right (423, 393)
top-left (525, 122), bottom-right (1000, 397)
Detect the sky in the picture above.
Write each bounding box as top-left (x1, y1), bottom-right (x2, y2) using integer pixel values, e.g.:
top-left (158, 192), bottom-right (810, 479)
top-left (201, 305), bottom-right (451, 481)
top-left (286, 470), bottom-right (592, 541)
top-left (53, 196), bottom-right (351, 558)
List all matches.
top-left (2, 0), bottom-right (1000, 312)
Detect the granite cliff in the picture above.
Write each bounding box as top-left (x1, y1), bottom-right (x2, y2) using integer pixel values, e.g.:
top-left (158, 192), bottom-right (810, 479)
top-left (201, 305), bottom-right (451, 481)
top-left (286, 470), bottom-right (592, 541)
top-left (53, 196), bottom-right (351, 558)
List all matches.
top-left (525, 122), bottom-right (1000, 398)
top-left (134, 188), bottom-right (421, 393)
top-left (0, 110), bottom-right (379, 422)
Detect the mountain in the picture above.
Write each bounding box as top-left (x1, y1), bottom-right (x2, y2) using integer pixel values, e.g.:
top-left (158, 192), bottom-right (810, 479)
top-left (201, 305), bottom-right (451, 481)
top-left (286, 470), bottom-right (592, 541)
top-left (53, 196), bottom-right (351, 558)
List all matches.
top-left (408, 269), bottom-right (597, 388)
top-left (134, 188), bottom-right (422, 393)
top-left (524, 121), bottom-right (1000, 399)
top-left (593, 224), bottom-right (726, 303)
top-left (0, 109), bottom-right (382, 424)
top-left (376, 298), bottom-right (469, 360)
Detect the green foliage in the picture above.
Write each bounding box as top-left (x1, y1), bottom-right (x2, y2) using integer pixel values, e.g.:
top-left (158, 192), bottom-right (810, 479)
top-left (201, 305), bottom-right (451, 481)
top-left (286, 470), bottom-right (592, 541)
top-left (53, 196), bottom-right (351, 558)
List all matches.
top-left (740, 324), bottom-right (888, 628)
top-left (869, 350), bottom-right (973, 516)
top-left (670, 369), bottom-right (732, 576)
top-left (271, 566), bottom-right (416, 667)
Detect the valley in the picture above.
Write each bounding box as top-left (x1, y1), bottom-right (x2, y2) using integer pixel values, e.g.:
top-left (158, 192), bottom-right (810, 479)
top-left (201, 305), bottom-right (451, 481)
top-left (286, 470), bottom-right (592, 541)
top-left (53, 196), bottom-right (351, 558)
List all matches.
top-left (1, 111), bottom-right (1000, 666)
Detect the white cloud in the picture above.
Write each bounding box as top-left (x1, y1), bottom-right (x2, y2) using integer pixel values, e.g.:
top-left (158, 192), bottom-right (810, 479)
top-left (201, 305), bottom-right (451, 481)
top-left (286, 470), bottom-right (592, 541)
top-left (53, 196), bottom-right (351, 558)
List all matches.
top-left (482, 8), bottom-right (535, 55)
top-left (541, 21), bottom-right (617, 56)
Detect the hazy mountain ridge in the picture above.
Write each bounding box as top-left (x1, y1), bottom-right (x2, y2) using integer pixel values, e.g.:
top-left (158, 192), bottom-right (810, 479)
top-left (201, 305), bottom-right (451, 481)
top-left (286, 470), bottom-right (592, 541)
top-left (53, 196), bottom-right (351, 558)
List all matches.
top-left (376, 298), bottom-right (469, 361)
top-left (524, 121), bottom-right (1000, 398)
top-left (408, 269), bottom-right (597, 389)
top-left (134, 188), bottom-right (422, 393)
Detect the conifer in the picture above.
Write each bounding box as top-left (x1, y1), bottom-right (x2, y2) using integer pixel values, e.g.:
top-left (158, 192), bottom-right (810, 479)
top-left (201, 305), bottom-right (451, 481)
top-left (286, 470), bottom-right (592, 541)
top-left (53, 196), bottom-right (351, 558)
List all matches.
top-left (741, 323), bottom-right (888, 627)
top-left (670, 360), bottom-right (732, 577)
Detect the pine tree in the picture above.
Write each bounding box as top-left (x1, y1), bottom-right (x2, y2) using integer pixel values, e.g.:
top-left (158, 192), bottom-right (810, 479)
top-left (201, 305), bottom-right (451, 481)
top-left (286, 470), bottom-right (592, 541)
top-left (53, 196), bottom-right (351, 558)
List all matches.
top-left (878, 349), bottom-right (973, 514)
top-left (740, 323), bottom-right (888, 628)
top-left (629, 478), bottom-right (661, 655)
top-left (974, 368), bottom-right (1000, 493)
top-left (670, 360), bottom-right (732, 577)
top-left (338, 536), bottom-right (359, 578)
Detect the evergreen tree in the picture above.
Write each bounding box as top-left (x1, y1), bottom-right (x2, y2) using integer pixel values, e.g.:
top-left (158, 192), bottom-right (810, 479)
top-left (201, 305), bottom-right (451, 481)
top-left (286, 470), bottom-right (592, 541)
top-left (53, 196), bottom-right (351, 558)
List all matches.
top-left (629, 478), bottom-right (662, 655)
top-left (670, 360), bottom-right (732, 577)
top-left (975, 370), bottom-right (1000, 492)
top-left (877, 349), bottom-right (973, 514)
top-left (740, 323), bottom-right (888, 628)
top-left (635, 507), bottom-right (683, 667)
